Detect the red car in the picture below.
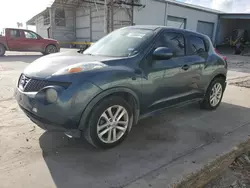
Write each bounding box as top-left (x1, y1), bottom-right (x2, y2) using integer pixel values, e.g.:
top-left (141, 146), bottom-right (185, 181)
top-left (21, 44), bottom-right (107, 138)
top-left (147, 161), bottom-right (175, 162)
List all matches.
top-left (0, 28), bottom-right (60, 56)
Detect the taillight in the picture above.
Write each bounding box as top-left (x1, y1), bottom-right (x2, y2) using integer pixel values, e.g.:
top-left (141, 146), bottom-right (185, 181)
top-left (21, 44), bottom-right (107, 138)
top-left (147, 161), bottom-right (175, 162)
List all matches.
top-left (215, 48), bottom-right (227, 61)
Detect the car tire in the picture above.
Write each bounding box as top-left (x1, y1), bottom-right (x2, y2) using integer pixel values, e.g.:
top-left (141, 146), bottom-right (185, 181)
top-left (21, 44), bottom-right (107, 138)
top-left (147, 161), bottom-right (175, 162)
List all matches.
top-left (43, 45), bottom-right (57, 55)
top-left (0, 44), bottom-right (6, 56)
top-left (200, 77), bottom-right (226, 110)
top-left (84, 96), bottom-right (133, 149)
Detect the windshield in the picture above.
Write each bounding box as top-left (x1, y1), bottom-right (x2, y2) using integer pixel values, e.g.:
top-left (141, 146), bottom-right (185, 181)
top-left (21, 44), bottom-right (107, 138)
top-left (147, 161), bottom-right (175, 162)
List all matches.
top-left (84, 28), bottom-right (154, 57)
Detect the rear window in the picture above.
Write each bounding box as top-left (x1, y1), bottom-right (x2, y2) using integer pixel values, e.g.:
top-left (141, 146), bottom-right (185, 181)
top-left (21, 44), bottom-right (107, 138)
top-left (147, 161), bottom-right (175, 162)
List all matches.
top-left (189, 36), bottom-right (206, 54)
top-left (10, 30), bottom-right (21, 38)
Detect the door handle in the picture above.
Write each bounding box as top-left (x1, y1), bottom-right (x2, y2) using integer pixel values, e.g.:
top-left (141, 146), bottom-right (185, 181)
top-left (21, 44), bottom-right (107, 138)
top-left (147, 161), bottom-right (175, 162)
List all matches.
top-left (182, 64), bottom-right (190, 71)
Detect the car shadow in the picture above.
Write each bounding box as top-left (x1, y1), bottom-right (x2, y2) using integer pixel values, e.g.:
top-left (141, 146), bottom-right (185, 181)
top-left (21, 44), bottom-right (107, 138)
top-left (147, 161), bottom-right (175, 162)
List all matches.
top-left (39, 102), bottom-right (250, 188)
top-left (0, 55), bottom-right (42, 63)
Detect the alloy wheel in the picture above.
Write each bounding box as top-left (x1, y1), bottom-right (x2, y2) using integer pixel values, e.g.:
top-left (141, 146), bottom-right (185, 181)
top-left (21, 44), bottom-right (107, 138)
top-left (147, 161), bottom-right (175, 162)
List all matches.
top-left (210, 83), bottom-right (223, 107)
top-left (47, 46), bottom-right (57, 54)
top-left (97, 105), bottom-right (129, 144)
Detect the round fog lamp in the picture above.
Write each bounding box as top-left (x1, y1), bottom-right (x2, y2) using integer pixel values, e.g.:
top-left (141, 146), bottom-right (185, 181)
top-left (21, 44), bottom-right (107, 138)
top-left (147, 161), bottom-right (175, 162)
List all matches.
top-left (46, 88), bottom-right (58, 103)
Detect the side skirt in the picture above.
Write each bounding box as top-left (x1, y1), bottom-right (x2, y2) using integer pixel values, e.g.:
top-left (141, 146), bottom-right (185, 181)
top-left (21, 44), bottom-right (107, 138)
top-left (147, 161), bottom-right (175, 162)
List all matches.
top-left (139, 98), bottom-right (203, 120)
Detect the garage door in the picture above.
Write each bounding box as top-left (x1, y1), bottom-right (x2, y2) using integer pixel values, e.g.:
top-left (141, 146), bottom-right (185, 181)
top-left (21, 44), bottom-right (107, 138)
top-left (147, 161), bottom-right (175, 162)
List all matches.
top-left (167, 16), bottom-right (186, 29)
top-left (197, 21), bottom-right (214, 41)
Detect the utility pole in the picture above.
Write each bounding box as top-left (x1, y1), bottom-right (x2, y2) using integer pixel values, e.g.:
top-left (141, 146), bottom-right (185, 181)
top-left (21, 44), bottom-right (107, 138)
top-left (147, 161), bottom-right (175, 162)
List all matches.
top-left (104, 0), bottom-right (109, 34)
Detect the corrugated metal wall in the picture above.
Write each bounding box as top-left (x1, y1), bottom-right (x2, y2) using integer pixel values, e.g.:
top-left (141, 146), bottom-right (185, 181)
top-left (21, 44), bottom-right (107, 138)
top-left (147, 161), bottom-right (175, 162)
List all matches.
top-left (134, 0), bottom-right (219, 42)
top-left (52, 8), bottom-right (76, 42)
top-left (76, 7), bottom-right (91, 42)
top-left (75, 4), bottom-right (132, 42)
top-left (91, 5), bottom-right (105, 41)
top-left (75, 5), bottom-right (105, 42)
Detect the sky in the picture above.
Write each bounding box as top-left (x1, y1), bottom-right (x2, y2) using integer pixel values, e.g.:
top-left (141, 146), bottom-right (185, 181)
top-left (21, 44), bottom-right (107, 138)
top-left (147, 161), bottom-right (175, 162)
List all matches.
top-left (0, 0), bottom-right (52, 30)
top-left (0, 0), bottom-right (250, 31)
top-left (177, 0), bottom-right (250, 12)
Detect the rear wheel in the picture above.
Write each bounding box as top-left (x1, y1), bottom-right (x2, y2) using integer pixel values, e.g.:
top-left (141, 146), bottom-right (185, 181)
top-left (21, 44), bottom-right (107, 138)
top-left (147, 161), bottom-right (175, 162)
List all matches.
top-left (43, 45), bottom-right (57, 55)
top-left (0, 44), bottom-right (6, 56)
top-left (84, 96), bottom-right (133, 149)
top-left (200, 77), bottom-right (226, 110)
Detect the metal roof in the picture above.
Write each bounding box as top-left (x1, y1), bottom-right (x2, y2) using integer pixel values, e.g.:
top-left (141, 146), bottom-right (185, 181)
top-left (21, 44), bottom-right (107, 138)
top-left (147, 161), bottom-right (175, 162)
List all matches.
top-left (26, 8), bottom-right (49, 25)
top-left (127, 25), bottom-right (211, 38)
top-left (219, 13), bottom-right (250, 19)
top-left (155, 0), bottom-right (223, 14)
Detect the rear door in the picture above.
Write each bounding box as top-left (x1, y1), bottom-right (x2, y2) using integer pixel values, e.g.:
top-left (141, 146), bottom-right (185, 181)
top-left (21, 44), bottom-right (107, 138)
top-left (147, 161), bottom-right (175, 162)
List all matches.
top-left (6, 29), bottom-right (24, 51)
top-left (186, 35), bottom-right (208, 95)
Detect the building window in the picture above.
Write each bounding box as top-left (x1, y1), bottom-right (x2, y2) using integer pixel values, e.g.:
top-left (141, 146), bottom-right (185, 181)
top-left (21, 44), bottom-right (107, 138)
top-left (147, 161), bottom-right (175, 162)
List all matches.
top-left (55, 8), bottom-right (66, 26)
top-left (167, 16), bottom-right (186, 29)
top-left (43, 11), bottom-right (50, 25)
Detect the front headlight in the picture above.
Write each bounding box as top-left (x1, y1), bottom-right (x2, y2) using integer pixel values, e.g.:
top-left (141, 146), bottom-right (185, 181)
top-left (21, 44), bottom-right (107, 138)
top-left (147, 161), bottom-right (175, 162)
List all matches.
top-left (53, 61), bottom-right (106, 75)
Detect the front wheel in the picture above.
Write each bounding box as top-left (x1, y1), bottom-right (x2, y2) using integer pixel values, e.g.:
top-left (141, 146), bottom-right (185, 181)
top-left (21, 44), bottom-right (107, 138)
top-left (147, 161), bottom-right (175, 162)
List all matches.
top-left (200, 77), bottom-right (226, 110)
top-left (43, 45), bottom-right (57, 55)
top-left (0, 44), bottom-right (6, 56)
top-left (84, 96), bottom-right (133, 149)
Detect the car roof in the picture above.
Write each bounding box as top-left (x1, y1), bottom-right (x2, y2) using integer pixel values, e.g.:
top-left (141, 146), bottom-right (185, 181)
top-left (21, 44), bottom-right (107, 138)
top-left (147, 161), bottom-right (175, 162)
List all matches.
top-left (5, 28), bottom-right (32, 32)
top-left (125, 25), bottom-right (209, 40)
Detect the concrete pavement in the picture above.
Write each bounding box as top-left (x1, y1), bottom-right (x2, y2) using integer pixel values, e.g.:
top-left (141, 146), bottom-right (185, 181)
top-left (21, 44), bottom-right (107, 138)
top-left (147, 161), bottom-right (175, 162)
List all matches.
top-left (1, 51), bottom-right (250, 188)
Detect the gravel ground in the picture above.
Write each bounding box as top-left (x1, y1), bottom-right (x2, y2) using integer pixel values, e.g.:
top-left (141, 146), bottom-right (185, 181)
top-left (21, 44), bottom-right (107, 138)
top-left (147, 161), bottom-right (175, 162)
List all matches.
top-left (204, 152), bottom-right (250, 188)
top-left (230, 79), bottom-right (250, 88)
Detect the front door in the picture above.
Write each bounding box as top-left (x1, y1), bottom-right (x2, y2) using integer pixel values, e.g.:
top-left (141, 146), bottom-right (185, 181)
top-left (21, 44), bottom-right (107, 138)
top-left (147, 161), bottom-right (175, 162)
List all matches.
top-left (22, 30), bottom-right (44, 51)
top-left (160, 31), bottom-right (205, 105)
top-left (139, 31), bottom-right (186, 113)
top-left (140, 31), bottom-right (204, 114)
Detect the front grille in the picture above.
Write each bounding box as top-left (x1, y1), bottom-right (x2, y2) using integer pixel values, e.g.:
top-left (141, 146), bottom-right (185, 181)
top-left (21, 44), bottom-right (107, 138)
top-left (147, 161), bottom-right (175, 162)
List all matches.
top-left (18, 74), bottom-right (71, 92)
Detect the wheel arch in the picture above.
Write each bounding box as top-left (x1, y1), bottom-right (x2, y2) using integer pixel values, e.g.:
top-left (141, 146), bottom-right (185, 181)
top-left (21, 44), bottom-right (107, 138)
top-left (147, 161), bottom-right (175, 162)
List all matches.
top-left (44, 44), bottom-right (57, 52)
top-left (212, 73), bottom-right (226, 82)
top-left (0, 42), bottom-right (8, 50)
top-left (205, 72), bottom-right (227, 93)
top-left (78, 87), bottom-right (140, 131)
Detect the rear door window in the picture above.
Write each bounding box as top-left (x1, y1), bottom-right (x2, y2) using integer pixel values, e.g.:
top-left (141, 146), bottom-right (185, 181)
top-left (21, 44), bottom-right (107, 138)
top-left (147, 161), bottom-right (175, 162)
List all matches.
top-left (10, 30), bottom-right (21, 38)
top-left (189, 36), bottom-right (206, 55)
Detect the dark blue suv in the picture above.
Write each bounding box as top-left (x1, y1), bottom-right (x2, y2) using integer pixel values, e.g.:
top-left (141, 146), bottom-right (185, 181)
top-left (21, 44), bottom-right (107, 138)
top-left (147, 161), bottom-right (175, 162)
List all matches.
top-left (15, 26), bottom-right (227, 149)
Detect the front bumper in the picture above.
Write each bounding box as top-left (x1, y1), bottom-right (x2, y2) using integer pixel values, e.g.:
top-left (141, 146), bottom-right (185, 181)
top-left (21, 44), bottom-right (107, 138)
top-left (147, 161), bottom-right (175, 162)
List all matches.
top-left (15, 79), bottom-right (102, 131)
top-left (14, 88), bottom-right (79, 130)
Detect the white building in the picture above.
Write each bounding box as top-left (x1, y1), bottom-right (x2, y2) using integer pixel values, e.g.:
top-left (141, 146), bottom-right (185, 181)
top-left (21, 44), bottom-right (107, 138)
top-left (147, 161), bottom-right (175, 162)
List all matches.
top-left (26, 0), bottom-right (250, 47)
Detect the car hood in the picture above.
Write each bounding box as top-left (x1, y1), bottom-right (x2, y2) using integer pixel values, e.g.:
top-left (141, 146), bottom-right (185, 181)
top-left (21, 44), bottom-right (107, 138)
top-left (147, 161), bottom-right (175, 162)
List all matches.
top-left (43, 38), bottom-right (57, 43)
top-left (23, 51), bottom-right (121, 78)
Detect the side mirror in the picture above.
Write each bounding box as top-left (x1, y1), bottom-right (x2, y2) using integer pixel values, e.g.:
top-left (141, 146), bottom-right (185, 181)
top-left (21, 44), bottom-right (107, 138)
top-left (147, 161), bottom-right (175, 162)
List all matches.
top-left (153, 47), bottom-right (173, 60)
